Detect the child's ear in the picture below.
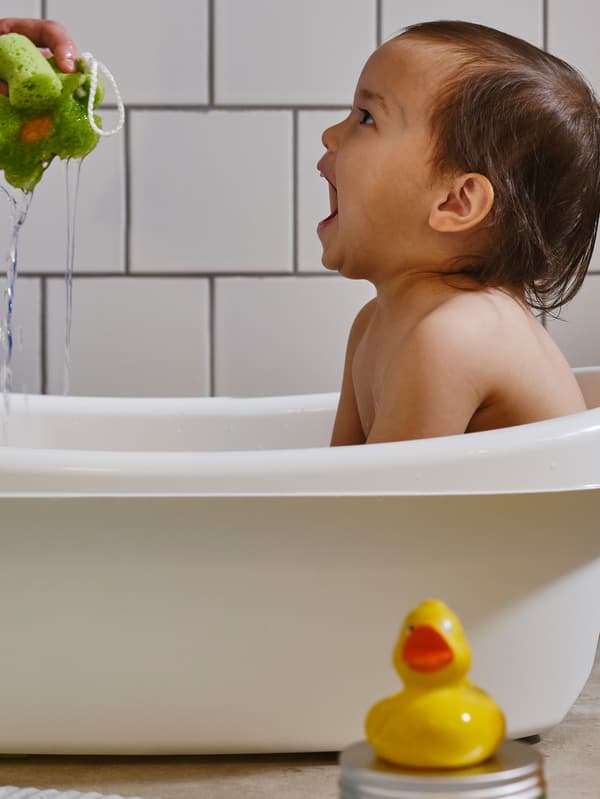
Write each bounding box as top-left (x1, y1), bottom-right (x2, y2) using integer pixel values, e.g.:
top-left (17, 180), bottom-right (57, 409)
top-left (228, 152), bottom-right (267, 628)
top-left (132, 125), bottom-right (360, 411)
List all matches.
top-left (429, 173), bottom-right (494, 233)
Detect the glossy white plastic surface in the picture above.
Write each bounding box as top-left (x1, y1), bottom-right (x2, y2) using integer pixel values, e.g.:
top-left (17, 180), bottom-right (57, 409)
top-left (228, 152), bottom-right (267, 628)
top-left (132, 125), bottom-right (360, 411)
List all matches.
top-left (1, 366), bottom-right (600, 496)
top-left (0, 368), bottom-right (597, 753)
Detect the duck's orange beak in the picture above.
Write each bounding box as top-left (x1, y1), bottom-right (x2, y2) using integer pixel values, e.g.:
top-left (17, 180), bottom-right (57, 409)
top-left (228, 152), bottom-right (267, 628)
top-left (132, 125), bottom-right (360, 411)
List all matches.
top-left (402, 624), bottom-right (454, 673)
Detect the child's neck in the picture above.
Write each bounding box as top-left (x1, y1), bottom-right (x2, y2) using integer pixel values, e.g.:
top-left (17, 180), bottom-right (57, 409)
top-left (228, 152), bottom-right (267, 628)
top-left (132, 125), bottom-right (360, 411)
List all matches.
top-left (373, 267), bottom-right (470, 307)
top-left (373, 270), bottom-right (528, 318)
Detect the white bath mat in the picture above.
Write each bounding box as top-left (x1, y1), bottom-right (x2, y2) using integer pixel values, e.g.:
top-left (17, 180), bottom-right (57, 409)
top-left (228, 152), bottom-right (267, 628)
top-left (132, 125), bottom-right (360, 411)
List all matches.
top-left (0, 789), bottom-right (152, 799)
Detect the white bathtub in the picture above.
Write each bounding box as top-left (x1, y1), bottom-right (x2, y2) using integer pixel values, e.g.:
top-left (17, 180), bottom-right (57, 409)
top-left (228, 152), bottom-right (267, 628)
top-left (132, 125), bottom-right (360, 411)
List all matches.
top-left (0, 367), bottom-right (598, 754)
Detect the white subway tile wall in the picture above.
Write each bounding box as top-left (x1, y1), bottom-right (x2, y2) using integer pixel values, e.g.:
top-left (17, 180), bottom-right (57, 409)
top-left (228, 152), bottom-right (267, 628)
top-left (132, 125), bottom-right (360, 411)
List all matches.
top-left (214, 0), bottom-right (376, 105)
top-left (547, 0), bottom-right (600, 273)
top-left (547, 0), bottom-right (600, 90)
top-left (47, 0), bottom-right (210, 105)
top-left (546, 276), bottom-right (600, 369)
top-left (129, 110), bottom-right (292, 273)
top-left (0, 0), bottom-right (39, 18)
top-left (215, 276), bottom-right (374, 396)
top-left (381, 0), bottom-right (544, 46)
top-left (0, 0), bottom-right (597, 397)
top-left (46, 278), bottom-right (210, 396)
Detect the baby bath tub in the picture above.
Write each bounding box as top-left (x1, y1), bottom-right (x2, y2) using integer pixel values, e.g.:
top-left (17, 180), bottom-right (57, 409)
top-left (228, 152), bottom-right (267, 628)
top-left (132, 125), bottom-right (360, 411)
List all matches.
top-left (0, 367), bottom-right (598, 754)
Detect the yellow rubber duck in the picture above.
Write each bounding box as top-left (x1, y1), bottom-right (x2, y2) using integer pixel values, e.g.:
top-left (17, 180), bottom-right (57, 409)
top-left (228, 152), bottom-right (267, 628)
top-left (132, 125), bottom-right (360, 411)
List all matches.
top-left (365, 598), bottom-right (506, 769)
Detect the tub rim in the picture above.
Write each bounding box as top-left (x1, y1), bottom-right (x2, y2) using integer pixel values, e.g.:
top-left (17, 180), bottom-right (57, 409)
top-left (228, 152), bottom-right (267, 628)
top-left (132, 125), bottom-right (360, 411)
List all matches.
top-left (0, 366), bottom-right (598, 496)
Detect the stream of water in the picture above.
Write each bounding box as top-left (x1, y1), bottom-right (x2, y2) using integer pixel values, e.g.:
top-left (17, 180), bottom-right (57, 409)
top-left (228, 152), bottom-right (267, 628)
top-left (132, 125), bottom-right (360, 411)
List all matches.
top-left (64, 158), bottom-right (83, 397)
top-left (0, 158), bottom-right (84, 440)
top-left (0, 186), bottom-right (33, 434)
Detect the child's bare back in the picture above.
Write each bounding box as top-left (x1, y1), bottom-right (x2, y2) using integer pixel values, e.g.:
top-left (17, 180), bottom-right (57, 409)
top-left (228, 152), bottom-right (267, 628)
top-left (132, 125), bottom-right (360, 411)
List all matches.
top-left (331, 284), bottom-right (586, 445)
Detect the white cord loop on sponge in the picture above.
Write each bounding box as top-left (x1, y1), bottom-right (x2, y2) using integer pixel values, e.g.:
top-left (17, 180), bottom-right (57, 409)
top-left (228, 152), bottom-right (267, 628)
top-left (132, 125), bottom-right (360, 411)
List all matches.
top-left (79, 52), bottom-right (125, 137)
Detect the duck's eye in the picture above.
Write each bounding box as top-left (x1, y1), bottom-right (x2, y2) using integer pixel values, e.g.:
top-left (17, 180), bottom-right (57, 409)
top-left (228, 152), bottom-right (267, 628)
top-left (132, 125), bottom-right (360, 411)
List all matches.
top-left (442, 619), bottom-right (453, 632)
top-left (406, 624), bottom-right (415, 633)
top-left (359, 108), bottom-right (374, 126)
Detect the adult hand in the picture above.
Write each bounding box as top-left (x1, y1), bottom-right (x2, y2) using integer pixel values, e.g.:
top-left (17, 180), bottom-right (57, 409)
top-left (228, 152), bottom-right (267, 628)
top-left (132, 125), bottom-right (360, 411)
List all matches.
top-left (0, 18), bottom-right (78, 89)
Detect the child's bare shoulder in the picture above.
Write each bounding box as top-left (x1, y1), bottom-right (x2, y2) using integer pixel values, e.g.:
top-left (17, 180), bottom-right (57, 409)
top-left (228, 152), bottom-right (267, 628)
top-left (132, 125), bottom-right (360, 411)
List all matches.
top-left (408, 288), bottom-right (518, 359)
top-left (346, 297), bottom-right (377, 355)
top-left (423, 286), bottom-right (522, 326)
top-left (411, 287), bottom-right (585, 427)
top-left (400, 286), bottom-right (551, 396)
top-left (350, 297), bottom-right (377, 333)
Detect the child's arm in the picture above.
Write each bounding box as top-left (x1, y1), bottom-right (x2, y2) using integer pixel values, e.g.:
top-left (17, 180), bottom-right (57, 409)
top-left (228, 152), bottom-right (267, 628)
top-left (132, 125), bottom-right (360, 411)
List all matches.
top-left (366, 309), bottom-right (487, 443)
top-left (330, 300), bottom-right (374, 446)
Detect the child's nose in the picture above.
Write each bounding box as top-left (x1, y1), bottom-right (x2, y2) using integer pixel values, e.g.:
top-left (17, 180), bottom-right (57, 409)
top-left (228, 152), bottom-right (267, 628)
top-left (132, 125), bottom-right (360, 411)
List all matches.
top-left (321, 118), bottom-right (345, 151)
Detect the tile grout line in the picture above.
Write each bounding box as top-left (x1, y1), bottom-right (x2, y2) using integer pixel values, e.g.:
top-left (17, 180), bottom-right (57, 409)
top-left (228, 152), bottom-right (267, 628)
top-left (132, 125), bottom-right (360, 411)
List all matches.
top-left (208, 0), bottom-right (215, 105)
top-left (292, 110), bottom-right (299, 272)
top-left (20, 270), bottom-right (356, 279)
top-left (36, 0), bottom-right (47, 396)
top-left (124, 107), bottom-right (132, 273)
top-left (37, 0), bottom-right (48, 396)
top-left (376, 0), bottom-right (382, 46)
top-left (209, 277), bottom-right (216, 397)
top-left (16, 269), bottom-right (600, 280)
top-left (40, 277), bottom-right (47, 394)
top-left (112, 104), bottom-right (350, 112)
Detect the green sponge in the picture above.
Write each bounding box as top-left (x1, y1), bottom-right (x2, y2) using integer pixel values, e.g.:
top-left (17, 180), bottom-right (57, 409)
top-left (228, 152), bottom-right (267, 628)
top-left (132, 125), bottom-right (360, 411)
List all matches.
top-left (0, 32), bottom-right (62, 111)
top-left (0, 33), bottom-right (105, 191)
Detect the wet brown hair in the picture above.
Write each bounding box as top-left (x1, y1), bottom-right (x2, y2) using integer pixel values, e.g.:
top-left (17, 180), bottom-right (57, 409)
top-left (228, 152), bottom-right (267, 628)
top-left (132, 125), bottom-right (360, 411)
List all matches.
top-left (401, 20), bottom-right (600, 313)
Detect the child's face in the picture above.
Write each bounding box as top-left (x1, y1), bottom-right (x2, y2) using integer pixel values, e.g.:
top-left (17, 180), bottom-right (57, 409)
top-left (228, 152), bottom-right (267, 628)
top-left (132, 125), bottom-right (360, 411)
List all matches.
top-left (317, 37), bottom-right (450, 281)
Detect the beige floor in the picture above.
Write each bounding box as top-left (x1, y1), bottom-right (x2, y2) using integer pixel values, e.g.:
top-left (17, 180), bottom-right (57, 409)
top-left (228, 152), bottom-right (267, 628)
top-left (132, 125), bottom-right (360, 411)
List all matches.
top-left (1, 645), bottom-right (598, 799)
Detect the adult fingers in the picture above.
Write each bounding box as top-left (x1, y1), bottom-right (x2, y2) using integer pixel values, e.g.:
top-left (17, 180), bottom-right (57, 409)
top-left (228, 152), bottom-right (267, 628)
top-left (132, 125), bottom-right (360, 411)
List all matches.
top-left (0, 18), bottom-right (78, 72)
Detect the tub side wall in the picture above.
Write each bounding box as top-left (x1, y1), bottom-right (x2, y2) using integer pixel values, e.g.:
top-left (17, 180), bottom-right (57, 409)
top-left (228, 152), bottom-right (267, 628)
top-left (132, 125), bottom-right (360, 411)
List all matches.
top-left (0, 492), bottom-right (597, 753)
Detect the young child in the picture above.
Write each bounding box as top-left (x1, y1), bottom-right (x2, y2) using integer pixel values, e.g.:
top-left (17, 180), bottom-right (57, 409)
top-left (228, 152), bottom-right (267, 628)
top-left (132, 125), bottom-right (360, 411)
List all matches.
top-left (318, 21), bottom-right (600, 445)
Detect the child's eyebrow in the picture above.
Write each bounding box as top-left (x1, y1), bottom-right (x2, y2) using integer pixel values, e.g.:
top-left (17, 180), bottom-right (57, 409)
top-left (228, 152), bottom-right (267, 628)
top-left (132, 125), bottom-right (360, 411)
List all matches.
top-left (356, 88), bottom-right (389, 112)
top-left (356, 88), bottom-right (406, 124)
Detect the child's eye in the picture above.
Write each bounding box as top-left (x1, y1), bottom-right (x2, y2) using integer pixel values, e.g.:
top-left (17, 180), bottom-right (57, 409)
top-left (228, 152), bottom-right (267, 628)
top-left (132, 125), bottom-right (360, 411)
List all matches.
top-left (359, 108), bottom-right (374, 126)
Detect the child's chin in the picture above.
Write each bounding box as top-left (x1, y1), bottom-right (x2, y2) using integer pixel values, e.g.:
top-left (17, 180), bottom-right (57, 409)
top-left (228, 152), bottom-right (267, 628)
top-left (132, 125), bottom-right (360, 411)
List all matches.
top-left (321, 252), bottom-right (342, 273)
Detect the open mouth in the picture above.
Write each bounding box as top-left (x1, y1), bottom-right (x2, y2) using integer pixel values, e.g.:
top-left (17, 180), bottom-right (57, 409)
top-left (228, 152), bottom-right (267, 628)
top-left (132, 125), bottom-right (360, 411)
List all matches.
top-left (318, 170), bottom-right (338, 229)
